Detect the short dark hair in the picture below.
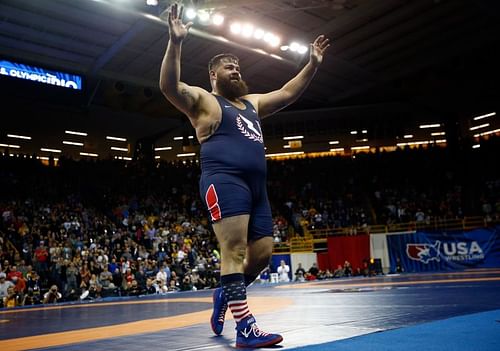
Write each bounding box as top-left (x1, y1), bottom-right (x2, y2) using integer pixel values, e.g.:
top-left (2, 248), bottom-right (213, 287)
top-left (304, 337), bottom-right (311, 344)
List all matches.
top-left (208, 53), bottom-right (239, 72)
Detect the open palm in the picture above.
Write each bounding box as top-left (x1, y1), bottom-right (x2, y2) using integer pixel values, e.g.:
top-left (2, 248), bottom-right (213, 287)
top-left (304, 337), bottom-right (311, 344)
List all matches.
top-left (168, 3), bottom-right (193, 43)
top-left (310, 35), bottom-right (330, 67)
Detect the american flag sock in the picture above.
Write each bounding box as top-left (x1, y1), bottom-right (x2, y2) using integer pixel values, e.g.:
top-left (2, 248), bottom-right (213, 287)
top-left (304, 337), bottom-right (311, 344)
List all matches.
top-left (221, 273), bottom-right (253, 323)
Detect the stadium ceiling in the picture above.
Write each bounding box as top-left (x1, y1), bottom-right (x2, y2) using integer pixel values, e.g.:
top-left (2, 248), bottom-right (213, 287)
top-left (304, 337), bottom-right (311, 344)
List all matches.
top-left (0, 0), bottom-right (499, 160)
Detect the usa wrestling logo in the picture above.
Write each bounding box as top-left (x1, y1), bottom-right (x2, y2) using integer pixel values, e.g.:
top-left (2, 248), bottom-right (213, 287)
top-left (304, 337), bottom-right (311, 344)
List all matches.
top-left (406, 240), bottom-right (441, 264)
top-left (236, 114), bottom-right (263, 143)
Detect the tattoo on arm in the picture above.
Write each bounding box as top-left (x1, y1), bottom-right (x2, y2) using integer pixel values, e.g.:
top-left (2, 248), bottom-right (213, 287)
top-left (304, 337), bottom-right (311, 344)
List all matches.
top-left (181, 88), bottom-right (195, 105)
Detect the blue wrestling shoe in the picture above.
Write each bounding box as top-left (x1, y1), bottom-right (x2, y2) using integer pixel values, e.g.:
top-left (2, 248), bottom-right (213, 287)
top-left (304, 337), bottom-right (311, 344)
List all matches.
top-left (236, 316), bottom-right (283, 348)
top-left (210, 287), bottom-right (228, 335)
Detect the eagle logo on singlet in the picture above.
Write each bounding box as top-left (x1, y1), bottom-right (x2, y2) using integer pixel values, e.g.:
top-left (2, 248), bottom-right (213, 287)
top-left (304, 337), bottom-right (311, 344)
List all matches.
top-left (236, 114), bottom-right (263, 143)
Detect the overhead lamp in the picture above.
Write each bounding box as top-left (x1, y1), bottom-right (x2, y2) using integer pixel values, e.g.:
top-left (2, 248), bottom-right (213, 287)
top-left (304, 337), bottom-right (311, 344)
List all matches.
top-left (330, 148), bottom-right (344, 152)
top-left (63, 141), bottom-right (84, 146)
top-left (431, 132), bottom-right (446, 136)
top-left (254, 28), bottom-right (265, 40)
top-left (177, 153), bottom-right (196, 157)
top-left (173, 136), bottom-right (184, 140)
top-left (185, 8), bottom-right (197, 20)
top-left (230, 22), bottom-right (241, 34)
top-left (329, 141), bottom-right (339, 145)
top-left (198, 10), bottom-right (210, 24)
top-left (0, 143), bottom-right (20, 148)
top-left (155, 146), bottom-right (172, 151)
top-left (242, 24), bottom-right (254, 38)
top-left (469, 123), bottom-right (489, 131)
top-left (404, 135), bottom-right (413, 139)
top-left (419, 123), bottom-right (441, 129)
top-left (7, 134), bottom-right (31, 140)
top-left (350, 130), bottom-right (358, 135)
top-left (111, 147), bottom-right (128, 152)
top-left (473, 112), bottom-right (495, 121)
top-left (80, 152), bottom-right (99, 157)
top-left (40, 148), bottom-right (61, 153)
top-left (283, 135), bottom-right (304, 140)
top-left (297, 45), bottom-right (308, 54)
top-left (65, 130), bottom-right (88, 136)
top-left (212, 13), bottom-right (224, 26)
top-left (289, 42), bottom-right (300, 52)
top-left (106, 136), bottom-right (127, 142)
top-left (265, 151), bottom-right (304, 158)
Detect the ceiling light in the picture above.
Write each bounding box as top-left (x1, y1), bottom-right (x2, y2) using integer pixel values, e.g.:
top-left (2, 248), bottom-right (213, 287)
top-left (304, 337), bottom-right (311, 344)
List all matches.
top-left (283, 135), bottom-right (304, 140)
top-left (177, 153), bottom-right (196, 157)
top-left (7, 134), bottom-right (31, 140)
top-left (469, 123), bottom-right (489, 131)
top-left (65, 130), bottom-right (88, 136)
top-left (419, 123), bottom-right (441, 129)
top-left (351, 146), bottom-right (370, 150)
top-left (173, 136), bottom-right (184, 140)
top-left (155, 155), bottom-right (161, 159)
top-left (110, 147), bottom-right (128, 152)
top-left (146, 0), bottom-right (158, 5)
top-left (80, 152), bottom-right (98, 157)
top-left (283, 145), bottom-right (290, 149)
top-left (254, 28), bottom-right (265, 40)
top-left (269, 36), bottom-right (281, 47)
top-left (63, 141), bottom-right (84, 146)
top-left (0, 143), bottom-right (20, 148)
top-left (40, 148), bottom-right (61, 153)
top-left (212, 13), bottom-right (224, 25)
top-left (197, 10), bottom-right (210, 23)
top-left (241, 24), bottom-right (254, 38)
top-left (329, 141), bottom-right (339, 145)
top-left (106, 136), bottom-right (127, 142)
top-left (265, 151), bottom-right (304, 158)
top-left (473, 112), bottom-right (495, 121)
top-left (185, 8), bottom-right (197, 20)
top-left (280, 45), bottom-right (289, 51)
top-left (263, 32), bottom-right (275, 44)
top-left (350, 130), bottom-right (358, 135)
top-left (230, 22), bottom-right (241, 34)
top-left (431, 132), bottom-right (446, 136)
top-left (474, 128), bottom-right (500, 137)
top-left (362, 130), bottom-right (368, 134)
top-left (289, 42), bottom-right (299, 52)
top-left (472, 144), bottom-right (481, 149)
top-left (154, 146), bottom-right (172, 151)
top-left (330, 148), bottom-right (344, 152)
top-left (297, 45), bottom-right (308, 54)
top-left (404, 135), bottom-right (413, 139)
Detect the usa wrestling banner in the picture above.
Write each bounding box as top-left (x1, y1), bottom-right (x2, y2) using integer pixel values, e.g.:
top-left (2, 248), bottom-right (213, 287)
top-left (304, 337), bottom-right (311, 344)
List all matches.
top-left (386, 226), bottom-right (500, 272)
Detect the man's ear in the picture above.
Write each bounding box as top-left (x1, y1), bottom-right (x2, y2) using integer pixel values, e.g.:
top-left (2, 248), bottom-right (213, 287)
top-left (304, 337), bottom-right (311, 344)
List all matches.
top-left (209, 70), bottom-right (216, 79)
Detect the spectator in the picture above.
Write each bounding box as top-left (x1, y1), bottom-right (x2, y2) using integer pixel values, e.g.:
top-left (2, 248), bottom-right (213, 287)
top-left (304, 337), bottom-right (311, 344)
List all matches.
top-left (43, 285), bottom-right (62, 304)
top-left (294, 263), bottom-right (306, 282)
top-left (277, 260), bottom-right (290, 282)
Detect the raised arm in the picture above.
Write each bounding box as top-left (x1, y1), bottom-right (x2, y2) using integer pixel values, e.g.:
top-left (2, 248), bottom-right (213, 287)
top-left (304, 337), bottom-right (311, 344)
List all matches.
top-left (159, 4), bottom-right (202, 117)
top-left (249, 35), bottom-right (330, 118)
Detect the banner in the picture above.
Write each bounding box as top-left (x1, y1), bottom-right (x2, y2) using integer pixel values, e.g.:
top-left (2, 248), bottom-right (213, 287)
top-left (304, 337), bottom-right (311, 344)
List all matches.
top-left (387, 227), bottom-right (500, 272)
top-left (0, 59), bottom-right (82, 90)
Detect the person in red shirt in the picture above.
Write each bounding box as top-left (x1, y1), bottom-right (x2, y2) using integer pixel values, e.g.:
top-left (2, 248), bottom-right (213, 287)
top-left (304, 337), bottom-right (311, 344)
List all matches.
top-left (7, 265), bottom-right (23, 281)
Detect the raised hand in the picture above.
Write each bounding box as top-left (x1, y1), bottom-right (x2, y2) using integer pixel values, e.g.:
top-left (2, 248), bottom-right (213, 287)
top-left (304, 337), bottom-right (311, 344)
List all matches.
top-left (167, 3), bottom-right (193, 44)
top-left (310, 35), bottom-right (330, 67)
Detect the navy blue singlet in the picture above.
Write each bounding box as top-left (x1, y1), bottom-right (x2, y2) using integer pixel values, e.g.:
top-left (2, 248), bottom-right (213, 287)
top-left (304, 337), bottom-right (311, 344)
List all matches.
top-left (199, 95), bottom-right (272, 238)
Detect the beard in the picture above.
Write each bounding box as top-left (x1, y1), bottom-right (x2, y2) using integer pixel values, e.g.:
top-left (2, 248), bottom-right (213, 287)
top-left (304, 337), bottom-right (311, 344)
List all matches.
top-left (216, 76), bottom-right (249, 99)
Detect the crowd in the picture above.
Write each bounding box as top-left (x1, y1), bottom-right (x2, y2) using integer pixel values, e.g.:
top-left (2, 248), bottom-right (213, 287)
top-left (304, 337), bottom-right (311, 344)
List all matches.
top-left (1, 137), bottom-right (499, 307)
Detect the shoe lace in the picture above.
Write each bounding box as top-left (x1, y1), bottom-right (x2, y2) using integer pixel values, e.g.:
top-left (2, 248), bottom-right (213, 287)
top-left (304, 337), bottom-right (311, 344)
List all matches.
top-left (251, 323), bottom-right (269, 337)
top-left (218, 302), bottom-right (228, 323)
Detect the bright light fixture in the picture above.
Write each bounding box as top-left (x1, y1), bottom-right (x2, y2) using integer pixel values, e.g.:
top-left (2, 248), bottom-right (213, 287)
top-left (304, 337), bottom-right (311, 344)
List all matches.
top-left (177, 153), bottom-right (196, 157)
top-left (65, 130), bottom-right (88, 136)
top-left (419, 123), bottom-right (441, 129)
top-left (431, 132), bottom-right (446, 136)
top-left (265, 151), bottom-right (304, 158)
top-left (185, 8), bottom-right (197, 20)
top-left (197, 10), bottom-right (210, 23)
top-left (329, 141), bottom-right (339, 145)
top-left (472, 144), bottom-right (481, 149)
top-left (254, 29), bottom-right (265, 40)
top-left (242, 24), bottom-right (254, 38)
top-left (110, 147), bottom-right (128, 152)
top-left (154, 146), bottom-right (172, 151)
top-left (469, 123), bottom-right (489, 131)
top-left (473, 112), bottom-right (495, 121)
top-left (350, 131), bottom-right (358, 135)
top-left (7, 134), bottom-right (31, 140)
top-left (0, 143), bottom-right (20, 148)
top-left (212, 13), bottom-right (224, 25)
top-left (63, 141), bottom-right (84, 146)
top-left (289, 42), bottom-right (299, 52)
top-left (330, 148), bottom-right (344, 152)
top-left (80, 152), bottom-right (99, 157)
top-left (297, 45), bottom-right (308, 54)
top-left (106, 136), bottom-right (127, 142)
top-left (283, 135), bottom-right (304, 140)
top-left (351, 146), bottom-right (370, 150)
top-left (40, 148), bottom-right (61, 153)
top-left (230, 22), bottom-right (241, 34)
top-left (404, 134), bottom-right (413, 139)
top-left (173, 136), bottom-right (184, 140)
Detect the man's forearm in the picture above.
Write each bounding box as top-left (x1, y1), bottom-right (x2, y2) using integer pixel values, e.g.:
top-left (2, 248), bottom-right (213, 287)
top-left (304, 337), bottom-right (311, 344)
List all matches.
top-left (280, 60), bottom-right (318, 102)
top-left (159, 40), bottom-right (182, 93)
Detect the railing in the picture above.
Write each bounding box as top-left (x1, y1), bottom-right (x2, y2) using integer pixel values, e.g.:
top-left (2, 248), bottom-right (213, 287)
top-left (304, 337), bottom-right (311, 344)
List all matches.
top-left (273, 216), bottom-right (497, 253)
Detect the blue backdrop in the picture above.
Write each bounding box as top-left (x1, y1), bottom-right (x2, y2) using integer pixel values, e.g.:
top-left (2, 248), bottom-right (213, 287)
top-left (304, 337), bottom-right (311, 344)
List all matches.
top-left (387, 226), bottom-right (500, 272)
